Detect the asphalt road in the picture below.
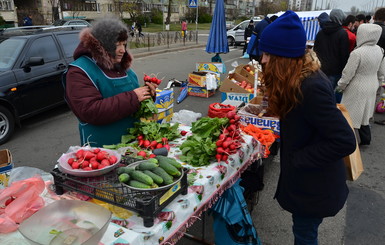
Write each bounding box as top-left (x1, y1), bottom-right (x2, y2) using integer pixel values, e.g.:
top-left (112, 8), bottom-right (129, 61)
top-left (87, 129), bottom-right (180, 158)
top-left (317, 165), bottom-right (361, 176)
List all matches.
top-left (2, 41), bottom-right (385, 245)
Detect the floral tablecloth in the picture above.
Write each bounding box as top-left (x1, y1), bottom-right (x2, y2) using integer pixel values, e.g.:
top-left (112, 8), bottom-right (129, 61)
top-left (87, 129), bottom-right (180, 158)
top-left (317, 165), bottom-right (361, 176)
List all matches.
top-left (0, 125), bottom-right (263, 245)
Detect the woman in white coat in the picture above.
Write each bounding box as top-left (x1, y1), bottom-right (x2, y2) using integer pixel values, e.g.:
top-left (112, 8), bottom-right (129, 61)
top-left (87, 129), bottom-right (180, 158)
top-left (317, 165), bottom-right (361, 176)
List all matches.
top-left (336, 23), bottom-right (385, 145)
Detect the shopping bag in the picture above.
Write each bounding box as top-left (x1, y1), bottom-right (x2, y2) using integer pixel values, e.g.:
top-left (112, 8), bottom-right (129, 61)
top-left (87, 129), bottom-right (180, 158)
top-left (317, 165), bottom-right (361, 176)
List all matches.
top-left (337, 104), bottom-right (364, 181)
top-left (210, 179), bottom-right (262, 245)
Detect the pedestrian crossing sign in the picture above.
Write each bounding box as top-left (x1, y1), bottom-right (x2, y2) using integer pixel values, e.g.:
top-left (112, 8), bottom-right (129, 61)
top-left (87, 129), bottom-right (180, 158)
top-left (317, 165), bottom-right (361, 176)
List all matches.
top-left (189, 0), bottom-right (197, 8)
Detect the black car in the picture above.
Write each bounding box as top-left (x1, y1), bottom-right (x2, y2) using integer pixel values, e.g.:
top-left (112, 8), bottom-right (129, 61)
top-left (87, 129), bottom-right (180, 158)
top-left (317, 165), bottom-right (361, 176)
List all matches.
top-left (0, 26), bottom-right (83, 144)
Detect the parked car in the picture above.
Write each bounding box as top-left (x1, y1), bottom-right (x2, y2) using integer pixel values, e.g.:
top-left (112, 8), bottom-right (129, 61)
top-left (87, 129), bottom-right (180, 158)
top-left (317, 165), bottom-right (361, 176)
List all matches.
top-left (0, 26), bottom-right (82, 144)
top-left (227, 18), bottom-right (261, 46)
top-left (53, 19), bottom-right (91, 27)
top-left (226, 21), bottom-right (235, 30)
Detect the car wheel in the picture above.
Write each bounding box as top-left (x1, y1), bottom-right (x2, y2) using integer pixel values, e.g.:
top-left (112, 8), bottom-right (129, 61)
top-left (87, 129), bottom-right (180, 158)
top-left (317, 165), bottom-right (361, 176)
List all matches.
top-left (227, 36), bottom-right (235, 46)
top-left (0, 106), bottom-right (15, 145)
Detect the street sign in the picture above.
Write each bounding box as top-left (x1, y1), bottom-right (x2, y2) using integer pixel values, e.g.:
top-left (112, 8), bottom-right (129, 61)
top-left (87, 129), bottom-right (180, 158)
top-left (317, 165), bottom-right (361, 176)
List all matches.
top-left (189, 0), bottom-right (197, 8)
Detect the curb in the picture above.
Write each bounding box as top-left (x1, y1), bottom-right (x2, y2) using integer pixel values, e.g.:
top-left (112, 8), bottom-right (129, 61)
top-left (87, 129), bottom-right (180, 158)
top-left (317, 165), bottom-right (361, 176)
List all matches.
top-left (132, 44), bottom-right (206, 58)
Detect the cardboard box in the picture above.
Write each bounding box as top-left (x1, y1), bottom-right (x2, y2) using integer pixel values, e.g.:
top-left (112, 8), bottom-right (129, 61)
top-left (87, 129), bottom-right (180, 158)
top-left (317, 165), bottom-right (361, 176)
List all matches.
top-left (0, 149), bottom-right (13, 189)
top-left (188, 72), bottom-right (207, 87)
top-left (235, 64), bottom-right (256, 82)
top-left (237, 97), bottom-right (280, 138)
top-left (142, 89), bottom-right (174, 124)
top-left (188, 71), bottom-right (220, 88)
top-left (196, 62), bottom-right (225, 74)
top-left (187, 83), bottom-right (215, 98)
top-left (220, 73), bottom-right (255, 94)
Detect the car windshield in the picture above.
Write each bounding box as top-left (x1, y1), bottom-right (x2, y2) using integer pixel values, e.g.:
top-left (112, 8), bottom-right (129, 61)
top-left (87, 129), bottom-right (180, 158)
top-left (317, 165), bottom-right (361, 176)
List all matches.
top-left (0, 38), bottom-right (25, 71)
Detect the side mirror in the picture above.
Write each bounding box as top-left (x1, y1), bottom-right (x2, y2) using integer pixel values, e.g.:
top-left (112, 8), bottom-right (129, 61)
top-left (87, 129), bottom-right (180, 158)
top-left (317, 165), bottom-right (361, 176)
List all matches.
top-left (22, 57), bottom-right (44, 72)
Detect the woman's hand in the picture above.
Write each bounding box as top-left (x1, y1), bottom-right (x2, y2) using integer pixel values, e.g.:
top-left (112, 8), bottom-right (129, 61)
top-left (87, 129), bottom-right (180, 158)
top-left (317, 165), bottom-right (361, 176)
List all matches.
top-left (145, 81), bottom-right (158, 97)
top-left (133, 86), bottom-right (152, 102)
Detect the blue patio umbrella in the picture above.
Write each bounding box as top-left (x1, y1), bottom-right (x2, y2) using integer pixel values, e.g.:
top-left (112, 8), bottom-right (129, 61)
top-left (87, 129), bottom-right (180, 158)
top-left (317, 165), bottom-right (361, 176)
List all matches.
top-left (205, 0), bottom-right (229, 54)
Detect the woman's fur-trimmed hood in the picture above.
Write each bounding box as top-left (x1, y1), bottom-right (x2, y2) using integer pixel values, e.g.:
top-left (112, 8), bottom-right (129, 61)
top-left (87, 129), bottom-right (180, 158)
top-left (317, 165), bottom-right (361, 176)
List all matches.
top-left (74, 28), bottom-right (133, 71)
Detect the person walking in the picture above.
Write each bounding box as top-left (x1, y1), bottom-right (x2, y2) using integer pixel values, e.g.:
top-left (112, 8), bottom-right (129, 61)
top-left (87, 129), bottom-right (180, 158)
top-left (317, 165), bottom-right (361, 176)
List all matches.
top-left (314, 9), bottom-right (350, 103)
top-left (136, 22), bottom-right (143, 37)
top-left (336, 24), bottom-right (385, 145)
top-left (259, 10), bottom-right (356, 245)
top-left (373, 8), bottom-right (385, 126)
top-left (181, 20), bottom-right (187, 38)
top-left (342, 15), bottom-right (357, 52)
top-left (243, 19), bottom-right (254, 56)
top-left (63, 17), bottom-right (157, 147)
top-left (247, 15), bottom-right (277, 62)
top-left (23, 14), bottom-right (33, 26)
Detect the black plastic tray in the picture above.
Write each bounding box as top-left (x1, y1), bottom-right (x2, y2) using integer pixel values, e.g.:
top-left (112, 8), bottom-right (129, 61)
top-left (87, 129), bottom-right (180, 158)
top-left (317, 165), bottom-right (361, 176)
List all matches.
top-left (51, 157), bottom-right (188, 227)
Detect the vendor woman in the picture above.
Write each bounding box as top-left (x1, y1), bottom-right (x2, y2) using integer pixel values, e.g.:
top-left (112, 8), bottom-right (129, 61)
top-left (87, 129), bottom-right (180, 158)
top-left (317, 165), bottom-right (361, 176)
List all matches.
top-left (64, 17), bottom-right (157, 147)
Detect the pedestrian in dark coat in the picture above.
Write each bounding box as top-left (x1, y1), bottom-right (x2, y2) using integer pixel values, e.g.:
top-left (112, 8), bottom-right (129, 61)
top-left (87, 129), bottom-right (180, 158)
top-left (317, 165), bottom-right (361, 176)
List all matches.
top-left (259, 10), bottom-right (356, 245)
top-left (242, 19), bottom-right (254, 55)
top-left (64, 17), bottom-right (157, 147)
top-left (314, 9), bottom-right (350, 103)
top-left (247, 16), bottom-right (272, 61)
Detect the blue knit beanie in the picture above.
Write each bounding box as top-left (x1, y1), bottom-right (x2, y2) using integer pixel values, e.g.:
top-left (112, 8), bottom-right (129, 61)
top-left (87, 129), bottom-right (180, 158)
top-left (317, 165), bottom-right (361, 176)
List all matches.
top-left (259, 10), bottom-right (306, 58)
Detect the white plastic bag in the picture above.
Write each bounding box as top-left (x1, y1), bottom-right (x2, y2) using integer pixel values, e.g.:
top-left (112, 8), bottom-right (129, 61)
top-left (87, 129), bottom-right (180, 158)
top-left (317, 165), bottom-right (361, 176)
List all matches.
top-left (171, 109), bottom-right (202, 126)
top-left (206, 73), bottom-right (217, 90)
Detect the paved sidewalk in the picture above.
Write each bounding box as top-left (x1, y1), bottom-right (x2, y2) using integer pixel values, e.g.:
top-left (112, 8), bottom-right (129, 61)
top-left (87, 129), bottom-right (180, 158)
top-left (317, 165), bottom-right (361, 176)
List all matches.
top-left (130, 42), bottom-right (206, 58)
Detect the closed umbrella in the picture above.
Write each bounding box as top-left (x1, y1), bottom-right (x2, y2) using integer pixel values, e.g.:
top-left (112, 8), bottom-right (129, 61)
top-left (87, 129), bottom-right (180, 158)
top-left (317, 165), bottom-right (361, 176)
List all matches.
top-left (205, 0), bottom-right (229, 54)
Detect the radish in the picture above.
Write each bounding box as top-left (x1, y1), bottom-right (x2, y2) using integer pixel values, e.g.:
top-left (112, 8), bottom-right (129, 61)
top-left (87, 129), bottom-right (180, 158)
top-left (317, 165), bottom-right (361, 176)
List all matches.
top-left (180, 130), bottom-right (188, 136)
top-left (221, 154), bottom-right (228, 161)
top-left (137, 151), bottom-right (147, 158)
top-left (97, 151), bottom-right (109, 161)
top-left (216, 140), bottom-right (224, 147)
top-left (164, 144), bottom-right (170, 151)
top-left (215, 154), bottom-right (222, 162)
top-left (222, 140), bottom-right (232, 149)
top-left (219, 134), bottom-right (227, 141)
top-left (137, 135), bottom-right (144, 141)
top-left (143, 140), bottom-right (151, 148)
top-left (108, 155), bottom-right (118, 164)
top-left (156, 143), bottom-right (163, 149)
top-left (216, 147), bottom-right (225, 154)
top-left (150, 140), bottom-right (158, 149)
top-left (162, 137), bottom-right (168, 145)
top-left (227, 111), bottom-right (236, 119)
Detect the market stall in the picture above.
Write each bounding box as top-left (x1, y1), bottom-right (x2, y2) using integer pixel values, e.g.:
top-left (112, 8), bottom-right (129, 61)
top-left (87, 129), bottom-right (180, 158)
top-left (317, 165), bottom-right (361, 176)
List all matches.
top-left (0, 120), bottom-right (266, 245)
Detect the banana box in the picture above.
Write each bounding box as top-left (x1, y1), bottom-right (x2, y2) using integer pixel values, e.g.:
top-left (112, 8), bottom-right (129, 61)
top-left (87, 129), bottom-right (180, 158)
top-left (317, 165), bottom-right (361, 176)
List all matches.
top-left (196, 62), bottom-right (225, 74)
top-left (187, 83), bottom-right (215, 98)
top-left (0, 149), bottom-right (13, 189)
top-left (153, 90), bottom-right (174, 123)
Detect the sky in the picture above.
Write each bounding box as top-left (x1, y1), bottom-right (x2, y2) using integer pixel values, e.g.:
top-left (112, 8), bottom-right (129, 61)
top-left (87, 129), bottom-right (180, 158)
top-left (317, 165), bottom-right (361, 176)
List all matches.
top-left (313, 0), bottom-right (385, 13)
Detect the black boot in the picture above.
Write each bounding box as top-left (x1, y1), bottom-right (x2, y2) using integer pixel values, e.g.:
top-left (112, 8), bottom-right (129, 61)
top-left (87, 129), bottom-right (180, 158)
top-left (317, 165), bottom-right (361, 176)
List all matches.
top-left (358, 125), bottom-right (371, 145)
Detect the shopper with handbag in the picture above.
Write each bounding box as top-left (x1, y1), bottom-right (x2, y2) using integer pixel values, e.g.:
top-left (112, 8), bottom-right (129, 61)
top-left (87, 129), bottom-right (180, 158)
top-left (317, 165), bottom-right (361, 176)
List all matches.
top-left (259, 10), bottom-right (356, 244)
top-left (336, 23), bottom-right (385, 145)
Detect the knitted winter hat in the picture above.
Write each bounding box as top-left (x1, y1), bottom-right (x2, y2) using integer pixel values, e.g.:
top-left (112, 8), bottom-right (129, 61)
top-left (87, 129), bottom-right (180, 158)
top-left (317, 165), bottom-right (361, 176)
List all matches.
top-left (259, 10), bottom-right (306, 58)
top-left (90, 17), bottom-right (128, 57)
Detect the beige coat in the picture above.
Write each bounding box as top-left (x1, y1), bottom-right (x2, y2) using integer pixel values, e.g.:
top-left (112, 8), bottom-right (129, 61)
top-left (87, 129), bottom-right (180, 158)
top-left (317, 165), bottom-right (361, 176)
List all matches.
top-left (337, 23), bottom-right (385, 128)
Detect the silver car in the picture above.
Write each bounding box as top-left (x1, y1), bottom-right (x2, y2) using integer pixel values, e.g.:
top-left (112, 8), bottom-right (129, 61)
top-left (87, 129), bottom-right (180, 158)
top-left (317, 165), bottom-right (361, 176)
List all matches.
top-left (226, 18), bottom-right (261, 46)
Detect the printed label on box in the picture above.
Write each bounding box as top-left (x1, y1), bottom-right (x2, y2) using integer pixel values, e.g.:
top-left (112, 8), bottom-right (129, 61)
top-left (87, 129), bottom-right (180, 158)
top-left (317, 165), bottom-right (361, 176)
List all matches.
top-left (239, 114), bottom-right (280, 136)
top-left (221, 92), bottom-right (255, 103)
top-left (196, 62), bottom-right (225, 74)
top-left (188, 84), bottom-right (215, 98)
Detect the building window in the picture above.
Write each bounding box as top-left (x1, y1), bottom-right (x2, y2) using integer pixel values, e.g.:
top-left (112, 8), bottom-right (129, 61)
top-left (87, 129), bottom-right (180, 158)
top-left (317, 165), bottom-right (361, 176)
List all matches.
top-left (0, 0), bottom-right (13, 10)
top-left (61, 1), bottom-right (97, 12)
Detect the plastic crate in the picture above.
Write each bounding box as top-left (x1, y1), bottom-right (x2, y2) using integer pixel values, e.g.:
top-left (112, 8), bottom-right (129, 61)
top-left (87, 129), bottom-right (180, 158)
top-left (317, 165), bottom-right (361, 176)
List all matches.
top-left (51, 157), bottom-right (188, 227)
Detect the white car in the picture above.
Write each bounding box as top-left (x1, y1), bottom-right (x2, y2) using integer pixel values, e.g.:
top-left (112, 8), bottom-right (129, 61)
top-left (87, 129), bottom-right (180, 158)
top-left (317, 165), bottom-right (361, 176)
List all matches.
top-left (227, 18), bottom-right (261, 46)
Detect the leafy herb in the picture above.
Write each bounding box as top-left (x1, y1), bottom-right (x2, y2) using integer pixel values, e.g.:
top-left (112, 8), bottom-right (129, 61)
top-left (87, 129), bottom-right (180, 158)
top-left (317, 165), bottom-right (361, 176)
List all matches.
top-left (134, 99), bottom-right (158, 119)
top-left (191, 117), bottom-right (229, 138)
top-left (122, 121), bottom-right (180, 143)
top-left (179, 135), bottom-right (217, 166)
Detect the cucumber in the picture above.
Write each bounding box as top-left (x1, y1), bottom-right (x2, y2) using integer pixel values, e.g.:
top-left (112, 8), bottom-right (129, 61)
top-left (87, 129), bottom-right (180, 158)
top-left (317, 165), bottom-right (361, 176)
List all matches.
top-left (128, 180), bottom-right (151, 189)
top-left (147, 158), bottom-right (158, 164)
top-left (118, 173), bottom-right (130, 184)
top-left (143, 170), bottom-right (164, 185)
top-left (117, 167), bottom-right (135, 175)
top-left (156, 155), bottom-right (182, 169)
top-left (152, 167), bottom-right (174, 185)
top-left (136, 160), bottom-right (158, 171)
top-left (159, 160), bottom-right (181, 177)
top-left (129, 170), bottom-right (154, 186)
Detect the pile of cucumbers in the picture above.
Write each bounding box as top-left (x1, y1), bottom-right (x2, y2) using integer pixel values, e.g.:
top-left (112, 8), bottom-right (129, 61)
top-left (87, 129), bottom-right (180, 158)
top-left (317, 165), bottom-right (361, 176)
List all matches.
top-left (117, 156), bottom-right (183, 189)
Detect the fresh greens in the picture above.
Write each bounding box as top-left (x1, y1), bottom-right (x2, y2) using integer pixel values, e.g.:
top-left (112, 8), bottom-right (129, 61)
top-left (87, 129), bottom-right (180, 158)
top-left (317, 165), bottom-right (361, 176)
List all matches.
top-left (191, 117), bottom-right (229, 138)
top-left (179, 135), bottom-right (217, 167)
top-left (122, 121), bottom-right (180, 143)
top-left (134, 99), bottom-right (158, 119)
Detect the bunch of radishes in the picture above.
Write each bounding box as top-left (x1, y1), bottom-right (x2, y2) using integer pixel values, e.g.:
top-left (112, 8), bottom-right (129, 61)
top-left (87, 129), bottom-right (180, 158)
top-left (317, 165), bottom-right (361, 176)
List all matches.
top-left (215, 111), bottom-right (243, 162)
top-left (67, 148), bottom-right (118, 170)
top-left (143, 74), bottom-right (162, 85)
top-left (136, 135), bottom-right (170, 151)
